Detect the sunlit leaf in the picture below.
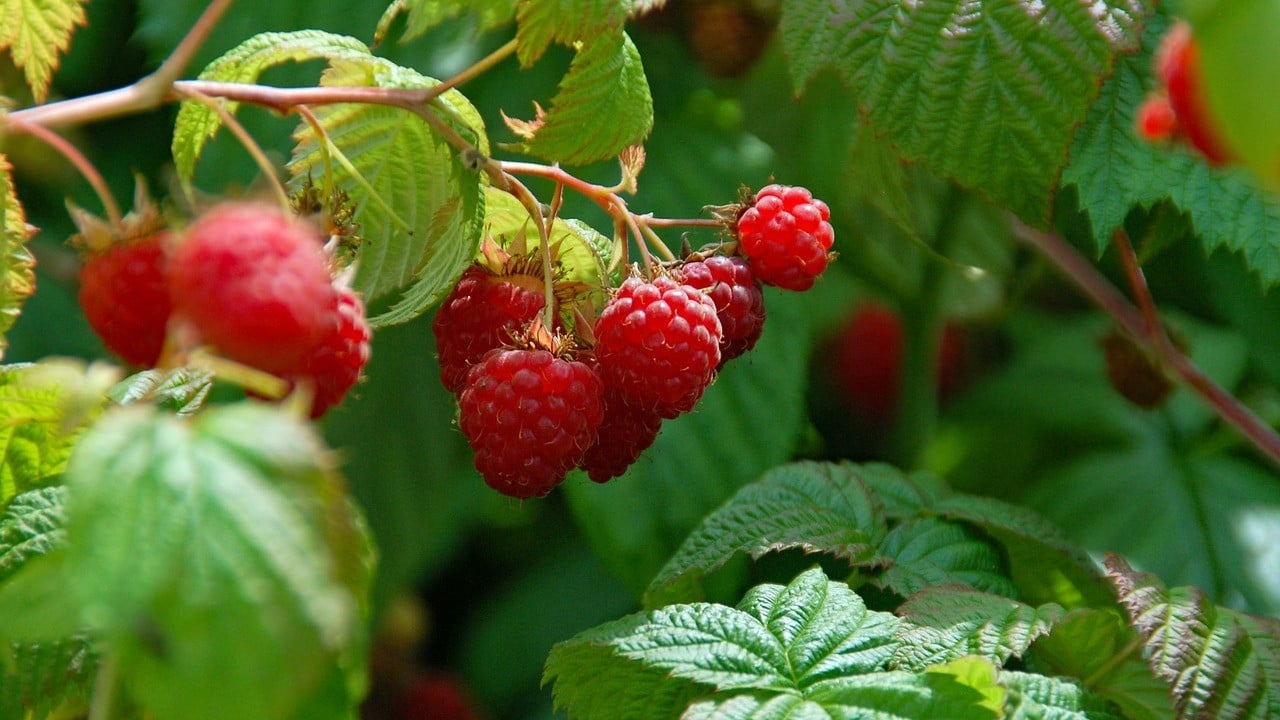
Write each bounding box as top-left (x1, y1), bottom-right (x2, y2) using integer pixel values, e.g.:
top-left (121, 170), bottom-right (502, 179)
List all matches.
top-left (0, 0), bottom-right (86, 102)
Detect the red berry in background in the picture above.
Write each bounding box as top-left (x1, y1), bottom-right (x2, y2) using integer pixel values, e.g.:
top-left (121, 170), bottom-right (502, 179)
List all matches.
top-left (578, 388), bottom-right (664, 483)
top-left (1100, 329), bottom-right (1174, 410)
top-left (677, 255), bottom-right (765, 366)
top-left (78, 233), bottom-right (172, 367)
top-left (296, 288), bottom-right (371, 418)
top-left (1156, 21), bottom-right (1233, 165)
top-left (830, 303), bottom-right (965, 424)
top-left (593, 275), bottom-right (722, 419)
top-left (1136, 94), bottom-right (1179, 143)
top-left (736, 184), bottom-right (835, 291)
top-left (685, 0), bottom-right (776, 79)
top-left (393, 673), bottom-right (480, 720)
top-left (433, 265), bottom-right (548, 394)
top-left (459, 348), bottom-right (603, 498)
top-left (168, 202), bottom-right (336, 376)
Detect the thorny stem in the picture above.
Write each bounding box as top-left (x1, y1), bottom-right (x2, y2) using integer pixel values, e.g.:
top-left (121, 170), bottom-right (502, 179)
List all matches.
top-left (10, 118), bottom-right (121, 225)
top-left (175, 87), bottom-right (291, 212)
top-left (1013, 220), bottom-right (1280, 470)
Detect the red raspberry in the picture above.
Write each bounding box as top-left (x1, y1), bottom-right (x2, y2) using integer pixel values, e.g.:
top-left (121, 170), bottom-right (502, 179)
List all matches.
top-left (677, 255), bottom-right (765, 365)
top-left (1156, 22), bottom-right (1232, 165)
top-left (736, 184), bottom-right (834, 292)
top-left (593, 275), bottom-right (722, 419)
top-left (1136, 94), bottom-right (1178, 143)
top-left (458, 348), bottom-right (603, 498)
top-left (393, 673), bottom-right (480, 720)
top-left (168, 203), bottom-right (336, 375)
top-left (579, 388), bottom-right (664, 483)
top-left (298, 288), bottom-right (371, 418)
top-left (433, 265), bottom-right (548, 394)
top-left (78, 233), bottom-right (172, 367)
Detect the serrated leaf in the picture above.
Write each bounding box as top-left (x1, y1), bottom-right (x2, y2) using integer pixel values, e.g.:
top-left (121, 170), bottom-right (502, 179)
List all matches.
top-left (1001, 671), bottom-right (1125, 720)
top-left (804, 665), bottom-right (1001, 720)
top-left (0, 156), bottom-right (34, 362)
top-left (1029, 608), bottom-right (1176, 720)
top-left (516, 0), bottom-right (627, 66)
top-left (172, 30), bottom-right (374, 180)
top-left (0, 0), bottom-right (86, 102)
top-left (109, 367), bottom-right (214, 416)
top-left (289, 57), bottom-right (487, 323)
top-left (872, 518), bottom-right (1016, 599)
top-left (780, 0), bottom-right (1147, 223)
top-left (375, 0), bottom-right (515, 45)
top-left (644, 462), bottom-right (888, 608)
top-left (517, 30), bottom-right (653, 166)
top-left (682, 693), bottom-right (832, 720)
top-left (0, 636), bottom-right (95, 720)
top-left (481, 186), bottom-right (615, 289)
top-left (1107, 555), bottom-right (1280, 719)
top-left (891, 588), bottom-right (1063, 671)
top-left (1061, 12), bottom-right (1280, 286)
top-left (63, 402), bottom-right (370, 720)
top-left (0, 486), bottom-right (64, 584)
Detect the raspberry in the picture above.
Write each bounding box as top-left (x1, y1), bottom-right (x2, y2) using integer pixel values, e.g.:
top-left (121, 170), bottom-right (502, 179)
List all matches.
top-left (1100, 329), bottom-right (1174, 410)
top-left (1136, 94), bottom-right (1178, 143)
top-left (393, 673), bottom-right (480, 720)
top-left (1156, 22), bottom-right (1232, 165)
top-left (433, 265), bottom-right (548, 394)
top-left (685, 0), bottom-right (775, 79)
top-left (593, 275), bottom-right (722, 419)
top-left (458, 348), bottom-right (603, 498)
top-left (78, 233), bottom-right (172, 367)
top-left (168, 203), bottom-right (336, 375)
top-left (579, 388), bottom-right (664, 483)
top-left (678, 255), bottom-right (765, 365)
top-left (736, 184), bottom-right (835, 291)
top-left (297, 288), bottom-right (371, 418)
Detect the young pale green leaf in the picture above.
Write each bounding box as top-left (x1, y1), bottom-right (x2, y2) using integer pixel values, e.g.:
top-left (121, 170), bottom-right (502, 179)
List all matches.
top-left (0, 637), bottom-right (96, 720)
top-left (871, 518), bottom-right (1016, 600)
top-left (1029, 608), bottom-right (1175, 720)
top-left (172, 30), bottom-right (374, 180)
top-left (1001, 671), bottom-right (1125, 720)
top-left (803, 665), bottom-right (1002, 720)
top-left (515, 0), bottom-right (628, 66)
top-left (0, 0), bottom-right (86, 102)
top-left (0, 156), bottom-right (35, 362)
top-left (108, 367), bottom-right (214, 416)
top-left (780, 0), bottom-right (1147, 223)
top-left (0, 486), bottom-right (64, 584)
top-left (1061, 12), bottom-right (1280, 286)
top-left (891, 587), bottom-right (1063, 672)
top-left (63, 402), bottom-right (370, 720)
top-left (375, 0), bottom-right (515, 45)
top-left (481, 186), bottom-right (615, 289)
top-left (516, 31), bottom-right (653, 166)
top-left (644, 461), bottom-right (889, 608)
top-left (290, 57), bottom-right (487, 323)
top-left (1107, 555), bottom-right (1280, 719)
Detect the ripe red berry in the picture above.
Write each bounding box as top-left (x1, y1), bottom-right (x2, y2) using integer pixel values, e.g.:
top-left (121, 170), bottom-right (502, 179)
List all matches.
top-left (433, 265), bottom-right (548, 394)
top-left (393, 673), bottom-right (480, 720)
top-left (458, 348), bottom-right (604, 498)
top-left (1156, 21), bottom-right (1232, 165)
top-left (593, 275), bottom-right (722, 419)
top-left (736, 184), bottom-right (834, 291)
top-left (297, 288), bottom-right (371, 418)
top-left (168, 203), bottom-right (336, 375)
top-left (78, 233), bottom-right (172, 367)
top-left (578, 388), bottom-right (664, 483)
top-left (1136, 94), bottom-right (1178, 143)
top-left (677, 255), bottom-right (765, 365)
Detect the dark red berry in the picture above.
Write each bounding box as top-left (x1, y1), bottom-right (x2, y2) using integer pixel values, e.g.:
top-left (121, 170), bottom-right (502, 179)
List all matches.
top-left (393, 673), bottom-right (480, 720)
top-left (1136, 94), bottom-right (1178, 143)
top-left (1157, 21), bottom-right (1232, 165)
top-left (458, 348), bottom-right (604, 498)
top-left (168, 203), bottom-right (336, 375)
top-left (298, 288), bottom-right (371, 418)
top-left (685, 0), bottom-right (775, 79)
top-left (579, 388), bottom-right (664, 483)
top-left (79, 233), bottom-right (172, 367)
top-left (1101, 329), bottom-right (1174, 410)
top-left (678, 255), bottom-right (765, 365)
top-left (433, 266), bottom-right (548, 394)
top-left (593, 275), bottom-right (722, 419)
top-left (736, 184), bottom-right (834, 291)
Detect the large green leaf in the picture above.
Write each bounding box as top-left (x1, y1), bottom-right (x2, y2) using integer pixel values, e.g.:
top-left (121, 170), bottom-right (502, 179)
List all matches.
top-left (0, 0), bottom-right (86, 102)
top-left (289, 57), bottom-right (487, 323)
top-left (873, 518), bottom-right (1015, 600)
top-left (0, 157), bottom-right (33, 362)
top-left (0, 637), bottom-right (95, 720)
top-left (891, 587), bottom-right (1063, 671)
top-left (376, 0), bottom-right (515, 44)
top-left (780, 0), bottom-right (1147, 223)
top-left (0, 486), bottom-right (63, 584)
top-left (1001, 671), bottom-right (1125, 720)
top-left (63, 402), bottom-right (372, 720)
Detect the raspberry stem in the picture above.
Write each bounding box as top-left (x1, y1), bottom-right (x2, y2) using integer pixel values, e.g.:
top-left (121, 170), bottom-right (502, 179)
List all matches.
top-left (176, 86), bottom-right (292, 214)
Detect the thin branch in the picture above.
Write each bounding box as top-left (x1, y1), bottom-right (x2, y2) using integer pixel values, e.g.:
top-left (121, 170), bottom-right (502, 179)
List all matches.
top-left (9, 118), bottom-right (121, 225)
top-left (175, 86), bottom-right (291, 212)
top-left (426, 39), bottom-right (517, 102)
top-left (1112, 229), bottom-right (1163, 339)
top-left (143, 0), bottom-right (237, 93)
top-left (1013, 220), bottom-right (1280, 469)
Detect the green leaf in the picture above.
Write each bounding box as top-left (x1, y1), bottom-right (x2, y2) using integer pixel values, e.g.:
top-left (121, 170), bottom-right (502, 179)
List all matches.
top-left (1029, 608), bottom-right (1175, 720)
top-left (891, 588), bottom-right (1063, 671)
top-left (0, 0), bottom-right (87, 102)
top-left (172, 30), bottom-right (374, 181)
top-left (375, 0), bottom-right (515, 45)
top-left (1061, 11), bottom-right (1280, 285)
top-left (1001, 671), bottom-right (1125, 720)
top-left (517, 31), bottom-right (653, 166)
top-left (872, 518), bottom-right (1016, 600)
top-left (0, 551), bottom-right (83, 643)
top-left (63, 402), bottom-right (371, 720)
top-left (109, 367), bottom-right (214, 416)
top-left (481, 185), bottom-right (616, 289)
top-left (682, 693), bottom-right (832, 720)
top-left (0, 486), bottom-right (64, 584)
top-left (780, 0), bottom-right (1146, 223)
top-left (515, 0), bottom-right (627, 66)
top-left (644, 461), bottom-right (888, 608)
top-left (289, 57), bottom-right (487, 322)
top-left (0, 157), bottom-right (33, 362)
top-left (804, 665), bottom-right (1002, 720)
top-left (0, 636), bottom-right (96, 720)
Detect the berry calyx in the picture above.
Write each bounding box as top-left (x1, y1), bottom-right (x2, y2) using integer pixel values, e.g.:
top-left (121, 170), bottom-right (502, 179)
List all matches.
top-left (458, 346), bottom-right (604, 498)
top-left (168, 202), bottom-right (336, 375)
top-left (593, 275), bottom-right (722, 419)
top-left (1155, 21), bottom-right (1233, 165)
top-left (677, 255), bottom-right (765, 365)
top-left (78, 233), bottom-right (172, 367)
top-left (296, 288), bottom-right (372, 418)
top-left (578, 387), bottom-right (664, 483)
top-left (735, 184), bottom-right (835, 291)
